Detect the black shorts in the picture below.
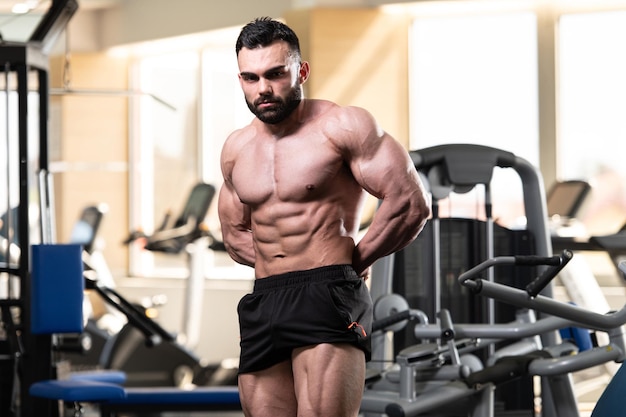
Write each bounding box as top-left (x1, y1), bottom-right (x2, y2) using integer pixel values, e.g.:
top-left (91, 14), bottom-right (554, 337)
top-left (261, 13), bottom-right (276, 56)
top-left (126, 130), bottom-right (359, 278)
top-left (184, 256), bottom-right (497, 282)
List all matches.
top-left (237, 264), bottom-right (373, 374)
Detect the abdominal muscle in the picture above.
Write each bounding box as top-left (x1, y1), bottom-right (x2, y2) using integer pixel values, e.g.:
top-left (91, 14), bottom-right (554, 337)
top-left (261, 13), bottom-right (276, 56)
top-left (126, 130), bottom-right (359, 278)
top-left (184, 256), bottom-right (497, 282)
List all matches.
top-left (250, 199), bottom-right (360, 279)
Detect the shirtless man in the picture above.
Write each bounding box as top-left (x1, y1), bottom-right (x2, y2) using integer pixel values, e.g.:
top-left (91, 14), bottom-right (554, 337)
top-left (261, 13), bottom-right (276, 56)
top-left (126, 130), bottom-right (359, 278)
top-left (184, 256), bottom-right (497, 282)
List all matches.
top-left (218, 17), bottom-right (431, 417)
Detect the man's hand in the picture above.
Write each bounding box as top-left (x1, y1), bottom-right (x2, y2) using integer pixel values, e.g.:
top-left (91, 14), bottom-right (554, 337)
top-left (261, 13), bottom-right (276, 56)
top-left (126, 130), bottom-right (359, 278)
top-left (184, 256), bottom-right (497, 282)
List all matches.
top-left (359, 266), bottom-right (371, 281)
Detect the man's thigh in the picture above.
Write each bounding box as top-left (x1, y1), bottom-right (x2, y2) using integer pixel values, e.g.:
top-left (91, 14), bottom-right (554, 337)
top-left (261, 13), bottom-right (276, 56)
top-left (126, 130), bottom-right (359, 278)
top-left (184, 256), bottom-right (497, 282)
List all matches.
top-left (292, 343), bottom-right (365, 417)
top-left (238, 360), bottom-right (297, 417)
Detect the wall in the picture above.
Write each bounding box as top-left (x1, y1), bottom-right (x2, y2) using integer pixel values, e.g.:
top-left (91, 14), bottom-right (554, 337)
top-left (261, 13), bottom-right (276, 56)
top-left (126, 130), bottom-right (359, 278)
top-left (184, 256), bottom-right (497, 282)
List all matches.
top-left (98, 0), bottom-right (294, 49)
top-left (286, 8), bottom-right (411, 144)
top-left (49, 52), bottom-right (130, 276)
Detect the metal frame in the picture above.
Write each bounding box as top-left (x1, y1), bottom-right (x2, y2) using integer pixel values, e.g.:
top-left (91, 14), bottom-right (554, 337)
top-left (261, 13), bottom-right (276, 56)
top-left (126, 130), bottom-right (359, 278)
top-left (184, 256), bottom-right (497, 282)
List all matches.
top-left (0, 1), bottom-right (78, 415)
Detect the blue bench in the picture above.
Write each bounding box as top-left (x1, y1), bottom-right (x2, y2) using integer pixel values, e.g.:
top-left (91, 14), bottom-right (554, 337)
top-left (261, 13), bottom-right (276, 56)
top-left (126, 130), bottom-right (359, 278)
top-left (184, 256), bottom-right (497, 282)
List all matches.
top-left (100, 385), bottom-right (241, 416)
top-left (27, 244), bottom-right (241, 416)
top-left (30, 379), bottom-right (241, 416)
top-left (68, 370), bottom-right (127, 384)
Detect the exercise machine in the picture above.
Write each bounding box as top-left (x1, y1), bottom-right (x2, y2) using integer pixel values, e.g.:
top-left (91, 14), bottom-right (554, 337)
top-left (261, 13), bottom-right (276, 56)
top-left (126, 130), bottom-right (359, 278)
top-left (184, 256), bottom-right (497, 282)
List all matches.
top-left (364, 248), bottom-right (626, 417)
top-left (59, 184), bottom-right (238, 388)
top-left (0, 2), bottom-right (79, 415)
top-left (366, 144), bottom-right (568, 416)
top-left (26, 244), bottom-right (241, 416)
top-left (93, 182), bottom-right (238, 387)
top-left (459, 257), bottom-right (626, 417)
top-left (549, 179), bottom-right (626, 276)
top-left (362, 250), bottom-right (573, 417)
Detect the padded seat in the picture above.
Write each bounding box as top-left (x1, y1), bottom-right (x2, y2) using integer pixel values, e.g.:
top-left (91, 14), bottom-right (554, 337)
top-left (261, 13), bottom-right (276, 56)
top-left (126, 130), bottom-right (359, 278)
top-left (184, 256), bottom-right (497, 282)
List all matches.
top-left (99, 385), bottom-right (241, 416)
top-left (68, 370), bottom-right (127, 384)
top-left (112, 385), bottom-right (240, 405)
top-left (29, 380), bottom-right (126, 402)
top-left (30, 379), bottom-right (241, 416)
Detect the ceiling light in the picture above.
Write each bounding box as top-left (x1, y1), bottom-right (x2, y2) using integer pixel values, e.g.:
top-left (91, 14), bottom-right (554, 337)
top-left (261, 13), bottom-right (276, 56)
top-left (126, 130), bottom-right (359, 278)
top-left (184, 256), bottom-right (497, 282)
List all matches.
top-left (11, 3), bottom-right (30, 13)
top-left (11, 0), bottom-right (39, 14)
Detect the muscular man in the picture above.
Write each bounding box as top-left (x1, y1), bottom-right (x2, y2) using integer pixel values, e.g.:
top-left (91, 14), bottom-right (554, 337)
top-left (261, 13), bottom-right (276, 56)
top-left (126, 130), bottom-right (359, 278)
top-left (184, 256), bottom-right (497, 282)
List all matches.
top-left (218, 17), bottom-right (431, 417)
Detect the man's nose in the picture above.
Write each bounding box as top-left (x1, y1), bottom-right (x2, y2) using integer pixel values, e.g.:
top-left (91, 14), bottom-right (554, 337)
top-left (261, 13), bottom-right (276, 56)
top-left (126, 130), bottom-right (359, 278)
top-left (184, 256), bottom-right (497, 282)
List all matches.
top-left (258, 78), bottom-right (272, 95)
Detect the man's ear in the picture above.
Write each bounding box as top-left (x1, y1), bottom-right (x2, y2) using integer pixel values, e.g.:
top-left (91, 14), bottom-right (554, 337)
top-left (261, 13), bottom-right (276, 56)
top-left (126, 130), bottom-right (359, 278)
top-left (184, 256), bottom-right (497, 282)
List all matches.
top-left (299, 61), bottom-right (310, 84)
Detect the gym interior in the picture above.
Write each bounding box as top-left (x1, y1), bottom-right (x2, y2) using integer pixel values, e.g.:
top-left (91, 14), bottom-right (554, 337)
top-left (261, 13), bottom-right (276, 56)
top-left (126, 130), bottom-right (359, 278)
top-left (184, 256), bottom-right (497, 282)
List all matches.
top-left (2, 0), bottom-right (626, 416)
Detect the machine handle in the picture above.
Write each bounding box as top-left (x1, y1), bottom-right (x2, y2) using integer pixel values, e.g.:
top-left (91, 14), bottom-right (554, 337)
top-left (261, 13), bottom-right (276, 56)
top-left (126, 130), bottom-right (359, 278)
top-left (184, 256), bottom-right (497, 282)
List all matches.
top-left (438, 309), bottom-right (455, 341)
top-left (372, 310), bottom-right (412, 332)
top-left (465, 351), bottom-right (552, 386)
top-left (525, 250), bottom-right (573, 297)
top-left (458, 252), bottom-right (569, 291)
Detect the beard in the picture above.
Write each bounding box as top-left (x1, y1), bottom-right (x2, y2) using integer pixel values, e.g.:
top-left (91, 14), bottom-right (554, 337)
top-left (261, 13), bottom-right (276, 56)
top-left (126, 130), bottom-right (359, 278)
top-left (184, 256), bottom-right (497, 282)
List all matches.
top-left (246, 85), bottom-right (302, 125)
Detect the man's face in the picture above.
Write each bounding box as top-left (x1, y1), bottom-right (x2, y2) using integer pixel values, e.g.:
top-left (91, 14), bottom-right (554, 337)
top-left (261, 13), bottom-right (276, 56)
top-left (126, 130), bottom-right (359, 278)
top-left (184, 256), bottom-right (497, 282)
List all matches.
top-left (237, 41), bottom-right (305, 124)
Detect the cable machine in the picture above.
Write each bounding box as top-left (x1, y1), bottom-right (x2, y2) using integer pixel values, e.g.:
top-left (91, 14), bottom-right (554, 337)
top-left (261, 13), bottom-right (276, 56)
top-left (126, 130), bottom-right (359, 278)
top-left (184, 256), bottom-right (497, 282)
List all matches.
top-left (0, 1), bottom-right (78, 415)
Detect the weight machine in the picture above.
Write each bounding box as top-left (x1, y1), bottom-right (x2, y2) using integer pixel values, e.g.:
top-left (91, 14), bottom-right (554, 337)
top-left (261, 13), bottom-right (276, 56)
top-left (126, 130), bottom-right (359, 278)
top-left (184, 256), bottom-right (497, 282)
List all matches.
top-left (365, 144), bottom-right (572, 416)
top-left (0, 1), bottom-right (80, 415)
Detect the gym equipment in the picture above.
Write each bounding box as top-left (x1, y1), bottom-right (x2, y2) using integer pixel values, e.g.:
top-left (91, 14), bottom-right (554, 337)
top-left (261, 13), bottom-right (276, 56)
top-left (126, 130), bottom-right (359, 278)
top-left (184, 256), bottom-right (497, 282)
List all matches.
top-left (1, 2), bottom-right (79, 415)
top-left (459, 258), bottom-right (626, 417)
top-left (57, 184), bottom-right (238, 388)
top-left (125, 181), bottom-right (217, 345)
top-left (89, 276), bottom-right (238, 388)
top-left (547, 178), bottom-right (624, 386)
top-left (105, 181), bottom-right (239, 387)
top-left (546, 179), bottom-right (591, 222)
top-left (52, 204), bottom-right (120, 368)
top-left (362, 250), bottom-right (576, 417)
top-left (365, 144), bottom-right (569, 417)
top-left (364, 250), bottom-right (626, 417)
top-left (0, 207), bottom-right (20, 264)
top-left (549, 179), bottom-right (626, 275)
top-left (26, 243), bottom-right (241, 417)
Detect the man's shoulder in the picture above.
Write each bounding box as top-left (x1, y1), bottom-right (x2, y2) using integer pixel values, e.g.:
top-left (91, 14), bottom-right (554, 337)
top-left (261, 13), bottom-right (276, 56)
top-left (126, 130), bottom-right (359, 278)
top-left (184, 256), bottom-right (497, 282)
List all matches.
top-left (225, 123), bottom-right (258, 147)
top-left (306, 101), bottom-right (373, 134)
top-left (316, 101), bottom-right (378, 139)
top-left (309, 99), bottom-right (369, 118)
top-left (221, 125), bottom-right (258, 166)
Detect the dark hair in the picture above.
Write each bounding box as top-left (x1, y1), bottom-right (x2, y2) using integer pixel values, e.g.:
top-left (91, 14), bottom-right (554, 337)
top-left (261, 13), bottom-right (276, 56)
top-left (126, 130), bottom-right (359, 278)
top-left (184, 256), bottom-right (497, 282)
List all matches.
top-left (235, 17), bottom-right (301, 59)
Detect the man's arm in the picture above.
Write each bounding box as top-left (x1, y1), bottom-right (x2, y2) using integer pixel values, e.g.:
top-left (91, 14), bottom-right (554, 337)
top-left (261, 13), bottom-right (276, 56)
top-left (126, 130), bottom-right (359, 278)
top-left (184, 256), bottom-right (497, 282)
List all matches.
top-left (217, 179), bottom-right (256, 268)
top-left (341, 107), bottom-right (431, 276)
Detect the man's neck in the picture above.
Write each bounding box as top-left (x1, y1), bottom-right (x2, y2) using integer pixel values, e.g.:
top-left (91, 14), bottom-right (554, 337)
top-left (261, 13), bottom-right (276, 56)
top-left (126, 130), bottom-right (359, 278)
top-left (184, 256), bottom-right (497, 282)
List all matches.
top-left (264, 99), bottom-right (307, 138)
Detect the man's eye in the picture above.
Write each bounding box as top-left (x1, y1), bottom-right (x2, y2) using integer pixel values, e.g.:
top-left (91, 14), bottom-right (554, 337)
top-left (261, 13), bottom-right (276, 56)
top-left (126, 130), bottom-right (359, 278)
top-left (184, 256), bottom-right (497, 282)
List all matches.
top-left (268, 71), bottom-right (284, 79)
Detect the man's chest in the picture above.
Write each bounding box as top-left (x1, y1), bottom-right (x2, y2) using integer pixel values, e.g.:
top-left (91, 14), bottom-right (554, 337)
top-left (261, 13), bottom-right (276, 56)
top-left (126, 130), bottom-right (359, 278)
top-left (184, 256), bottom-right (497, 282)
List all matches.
top-left (231, 136), bottom-right (346, 205)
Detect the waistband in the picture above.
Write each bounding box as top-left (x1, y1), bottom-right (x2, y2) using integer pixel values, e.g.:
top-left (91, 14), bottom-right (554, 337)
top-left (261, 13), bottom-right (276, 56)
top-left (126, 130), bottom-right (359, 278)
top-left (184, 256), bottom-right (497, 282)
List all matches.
top-left (253, 264), bottom-right (358, 293)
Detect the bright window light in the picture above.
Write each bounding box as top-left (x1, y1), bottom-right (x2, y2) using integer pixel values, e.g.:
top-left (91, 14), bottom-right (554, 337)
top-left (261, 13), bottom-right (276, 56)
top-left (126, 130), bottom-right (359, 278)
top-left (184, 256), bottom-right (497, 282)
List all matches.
top-left (559, 11), bottom-right (626, 180)
top-left (558, 10), bottom-right (626, 233)
top-left (409, 11), bottom-right (538, 225)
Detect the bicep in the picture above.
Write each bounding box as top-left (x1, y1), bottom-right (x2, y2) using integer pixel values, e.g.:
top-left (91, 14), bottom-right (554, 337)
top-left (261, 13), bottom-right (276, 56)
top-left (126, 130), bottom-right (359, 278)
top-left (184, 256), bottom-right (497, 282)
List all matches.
top-left (351, 131), bottom-right (418, 200)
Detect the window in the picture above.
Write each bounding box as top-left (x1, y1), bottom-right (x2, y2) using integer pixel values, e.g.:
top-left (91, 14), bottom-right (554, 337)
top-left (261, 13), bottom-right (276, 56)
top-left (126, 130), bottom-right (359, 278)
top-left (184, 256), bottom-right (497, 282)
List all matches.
top-left (409, 8), bottom-right (539, 226)
top-left (558, 10), bottom-right (626, 233)
top-left (129, 51), bottom-right (202, 277)
top-left (128, 30), bottom-right (252, 279)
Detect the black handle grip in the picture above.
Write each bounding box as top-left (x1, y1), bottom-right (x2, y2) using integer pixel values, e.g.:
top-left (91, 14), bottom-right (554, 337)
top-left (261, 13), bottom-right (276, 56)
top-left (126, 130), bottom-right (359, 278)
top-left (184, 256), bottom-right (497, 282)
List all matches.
top-left (513, 255), bottom-right (562, 266)
top-left (525, 250), bottom-right (573, 297)
top-left (372, 310), bottom-right (411, 332)
top-left (465, 351), bottom-right (551, 386)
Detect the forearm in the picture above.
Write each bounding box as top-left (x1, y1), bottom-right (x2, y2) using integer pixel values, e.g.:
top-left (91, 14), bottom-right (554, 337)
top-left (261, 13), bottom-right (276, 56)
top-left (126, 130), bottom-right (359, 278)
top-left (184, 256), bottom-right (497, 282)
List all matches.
top-left (217, 182), bottom-right (255, 267)
top-left (352, 193), bottom-right (429, 275)
top-left (223, 228), bottom-right (256, 267)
